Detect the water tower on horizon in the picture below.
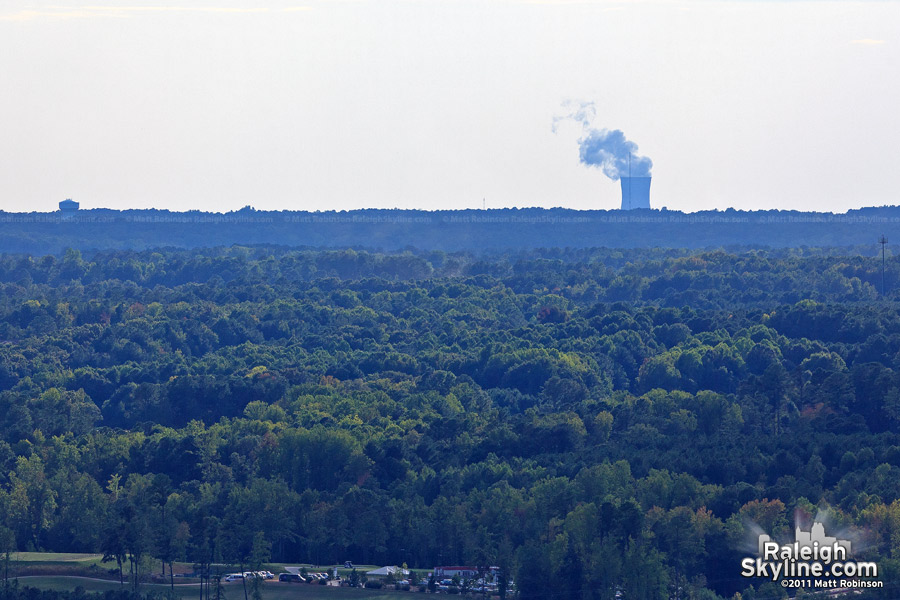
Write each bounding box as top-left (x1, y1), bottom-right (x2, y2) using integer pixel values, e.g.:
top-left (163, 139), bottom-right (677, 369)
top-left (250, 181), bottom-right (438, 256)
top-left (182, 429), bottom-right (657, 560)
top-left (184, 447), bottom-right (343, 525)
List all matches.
top-left (59, 198), bottom-right (80, 217)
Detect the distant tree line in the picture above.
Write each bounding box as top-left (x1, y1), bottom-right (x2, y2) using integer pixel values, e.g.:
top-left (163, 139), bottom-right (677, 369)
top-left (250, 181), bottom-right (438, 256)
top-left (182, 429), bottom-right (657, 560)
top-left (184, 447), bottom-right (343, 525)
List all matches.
top-left (3, 206), bottom-right (900, 252)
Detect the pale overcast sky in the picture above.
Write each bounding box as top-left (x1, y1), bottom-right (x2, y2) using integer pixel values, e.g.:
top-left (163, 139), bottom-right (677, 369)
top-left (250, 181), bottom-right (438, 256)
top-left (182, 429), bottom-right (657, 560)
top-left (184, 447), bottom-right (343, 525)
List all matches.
top-left (0, 0), bottom-right (897, 213)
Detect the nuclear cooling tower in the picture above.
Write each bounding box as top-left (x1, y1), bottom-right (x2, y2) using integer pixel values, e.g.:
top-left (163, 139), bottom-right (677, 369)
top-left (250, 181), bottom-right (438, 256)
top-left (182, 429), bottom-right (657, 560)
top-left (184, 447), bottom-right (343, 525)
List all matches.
top-left (620, 177), bottom-right (651, 210)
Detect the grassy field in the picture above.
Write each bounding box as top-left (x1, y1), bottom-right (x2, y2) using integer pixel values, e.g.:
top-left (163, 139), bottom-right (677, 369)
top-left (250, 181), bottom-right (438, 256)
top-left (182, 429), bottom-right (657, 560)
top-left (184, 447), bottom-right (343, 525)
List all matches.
top-left (12, 553), bottom-right (105, 564)
top-left (18, 577), bottom-right (410, 600)
top-left (10, 552), bottom-right (103, 567)
top-left (17, 577), bottom-right (198, 598)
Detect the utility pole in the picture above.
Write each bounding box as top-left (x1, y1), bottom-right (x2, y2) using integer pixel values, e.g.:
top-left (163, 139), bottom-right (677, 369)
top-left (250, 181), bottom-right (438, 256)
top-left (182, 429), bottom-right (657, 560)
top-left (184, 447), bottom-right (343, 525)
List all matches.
top-left (879, 235), bottom-right (888, 296)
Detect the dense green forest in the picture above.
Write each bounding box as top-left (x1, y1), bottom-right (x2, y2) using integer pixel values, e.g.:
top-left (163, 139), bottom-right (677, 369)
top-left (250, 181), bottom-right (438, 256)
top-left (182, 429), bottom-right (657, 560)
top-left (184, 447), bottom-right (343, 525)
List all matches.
top-left (2, 245), bottom-right (900, 599)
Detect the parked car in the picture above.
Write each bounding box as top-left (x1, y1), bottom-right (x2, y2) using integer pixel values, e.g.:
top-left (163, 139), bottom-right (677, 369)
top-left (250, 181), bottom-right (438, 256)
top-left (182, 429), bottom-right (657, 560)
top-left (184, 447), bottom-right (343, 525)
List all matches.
top-left (279, 573), bottom-right (302, 583)
top-left (223, 573), bottom-right (243, 582)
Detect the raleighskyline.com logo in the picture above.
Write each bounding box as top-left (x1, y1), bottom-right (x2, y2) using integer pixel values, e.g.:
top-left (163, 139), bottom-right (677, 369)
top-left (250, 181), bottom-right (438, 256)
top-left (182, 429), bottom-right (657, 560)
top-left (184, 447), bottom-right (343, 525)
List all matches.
top-left (741, 521), bottom-right (882, 590)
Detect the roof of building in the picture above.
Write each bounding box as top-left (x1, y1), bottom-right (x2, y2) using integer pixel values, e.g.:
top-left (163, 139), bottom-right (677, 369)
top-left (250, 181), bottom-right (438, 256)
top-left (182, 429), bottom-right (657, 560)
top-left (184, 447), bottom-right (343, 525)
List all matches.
top-left (365, 566), bottom-right (409, 576)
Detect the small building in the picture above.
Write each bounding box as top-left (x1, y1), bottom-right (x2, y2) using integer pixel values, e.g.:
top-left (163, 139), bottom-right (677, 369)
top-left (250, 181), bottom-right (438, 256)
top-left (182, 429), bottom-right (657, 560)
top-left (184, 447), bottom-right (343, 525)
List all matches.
top-left (433, 566), bottom-right (500, 583)
top-left (59, 199), bottom-right (79, 213)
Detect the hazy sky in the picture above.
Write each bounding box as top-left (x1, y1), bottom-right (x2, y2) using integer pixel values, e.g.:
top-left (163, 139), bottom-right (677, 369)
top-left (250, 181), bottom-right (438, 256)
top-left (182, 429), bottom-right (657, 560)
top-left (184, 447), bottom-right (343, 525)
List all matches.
top-left (1, 0), bottom-right (898, 213)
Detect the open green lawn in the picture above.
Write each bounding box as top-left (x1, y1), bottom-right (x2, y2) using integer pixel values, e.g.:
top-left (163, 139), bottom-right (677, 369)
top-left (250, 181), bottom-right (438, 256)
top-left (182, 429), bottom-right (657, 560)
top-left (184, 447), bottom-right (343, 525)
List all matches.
top-left (17, 577), bottom-right (198, 598)
top-left (12, 553), bottom-right (104, 564)
top-left (18, 577), bottom-right (410, 600)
